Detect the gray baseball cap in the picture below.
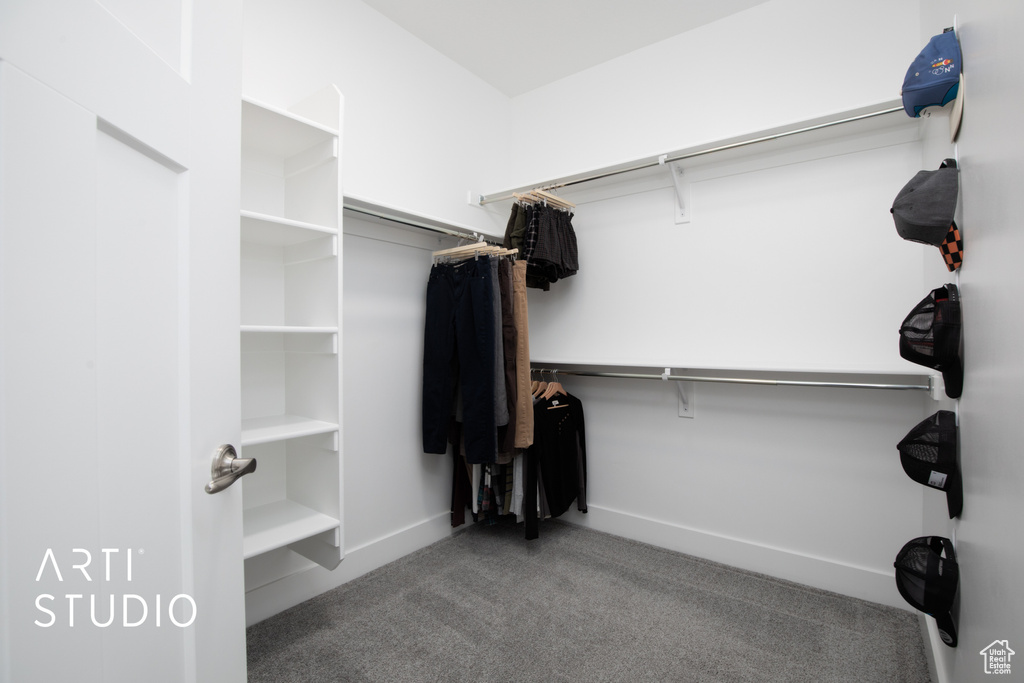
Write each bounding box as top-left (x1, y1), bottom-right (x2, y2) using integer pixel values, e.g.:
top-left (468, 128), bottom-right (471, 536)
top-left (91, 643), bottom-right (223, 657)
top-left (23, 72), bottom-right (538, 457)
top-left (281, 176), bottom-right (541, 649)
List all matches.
top-left (891, 159), bottom-right (962, 271)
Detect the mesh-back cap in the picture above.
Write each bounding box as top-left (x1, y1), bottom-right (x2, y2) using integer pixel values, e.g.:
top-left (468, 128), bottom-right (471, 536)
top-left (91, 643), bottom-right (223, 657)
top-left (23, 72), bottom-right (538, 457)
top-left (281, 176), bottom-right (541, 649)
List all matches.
top-left (897, 410), bottom-right (962, 518)
top-left (899, 283), bottom-right (963, 398)
top-left (894, 536), bottom-right (959, 647)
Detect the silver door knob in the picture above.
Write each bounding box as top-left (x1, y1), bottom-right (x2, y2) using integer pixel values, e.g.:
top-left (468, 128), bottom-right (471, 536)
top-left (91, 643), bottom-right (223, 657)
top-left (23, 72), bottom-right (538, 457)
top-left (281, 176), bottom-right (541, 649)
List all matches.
top-left (204, 444), bottom-right (256, 494)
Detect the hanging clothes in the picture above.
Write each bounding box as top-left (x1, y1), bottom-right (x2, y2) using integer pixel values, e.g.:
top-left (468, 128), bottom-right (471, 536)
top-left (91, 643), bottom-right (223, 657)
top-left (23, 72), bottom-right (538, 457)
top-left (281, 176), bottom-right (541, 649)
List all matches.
top-left (503, 195), bottom-right (579, 291)
top-left (426, 209), bottom-right (585, 540)
top-left (497, 257), bottom-right (518, 460)
top-left (449, 377), bottom-right (588, 541)
top-left (421, 255), bottom-right (497, 464)
top-left (524, 389), bottom-right (588, 539)
top-left (422, 240), bottom-right (532, 465)
top-left (529, 205), bottom-right (579, 287)
top-left (511, 260), bottom-right (533, 450)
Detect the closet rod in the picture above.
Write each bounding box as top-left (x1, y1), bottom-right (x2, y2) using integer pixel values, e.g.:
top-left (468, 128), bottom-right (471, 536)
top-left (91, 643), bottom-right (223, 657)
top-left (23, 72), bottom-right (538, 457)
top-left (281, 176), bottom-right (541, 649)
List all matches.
top-left (531, 367), bottom-right (931, 392)
top-left (343, 203), bottom-right (501, 245)
top-left (480, 105), bottom-right (904, 205)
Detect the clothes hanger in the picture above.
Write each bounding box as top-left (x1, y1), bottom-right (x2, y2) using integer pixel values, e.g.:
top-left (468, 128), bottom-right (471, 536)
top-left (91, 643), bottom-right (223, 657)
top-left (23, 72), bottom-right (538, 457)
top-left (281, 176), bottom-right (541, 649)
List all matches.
top-left (432, 239), bottom-right (508, 263)
top-left (531, 189), bottom-right (575, 210)
top-left (537, 369), bottom-right (555, 399)
top-left (541, 370), bottom-right (570, 409)
top-left (532, 369), bottom-right (547, 398)
top-left (513, 190), bottom-right (573, 210)
top-left (542, 369), bottom-right (566, 400)
top-left (432, 242), bottom-right (499, 258)
top-left (532, 368), bottom-right (548, 395)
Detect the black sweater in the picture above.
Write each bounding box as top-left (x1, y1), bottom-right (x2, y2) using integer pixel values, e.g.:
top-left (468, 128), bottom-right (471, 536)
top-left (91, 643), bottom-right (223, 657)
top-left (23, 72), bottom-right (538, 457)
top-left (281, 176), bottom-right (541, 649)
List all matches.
top-left (525, 392), bottom-right (587, 539)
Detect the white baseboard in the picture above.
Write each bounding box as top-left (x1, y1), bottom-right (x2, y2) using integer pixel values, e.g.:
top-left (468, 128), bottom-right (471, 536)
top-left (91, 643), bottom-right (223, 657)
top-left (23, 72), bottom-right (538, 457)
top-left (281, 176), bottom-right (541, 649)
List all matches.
top-left (561, 504), bottom-right (910, 611)
top-left (246, 504), bottom-right (913, 627)
top-left (245, 511), bottom-right (455, 626)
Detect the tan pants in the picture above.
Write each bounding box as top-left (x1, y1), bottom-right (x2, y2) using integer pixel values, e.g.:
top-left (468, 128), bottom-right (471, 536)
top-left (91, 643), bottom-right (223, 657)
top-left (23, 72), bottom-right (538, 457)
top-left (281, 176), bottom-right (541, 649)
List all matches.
top-left (512, 260), bottom-right (533, 448)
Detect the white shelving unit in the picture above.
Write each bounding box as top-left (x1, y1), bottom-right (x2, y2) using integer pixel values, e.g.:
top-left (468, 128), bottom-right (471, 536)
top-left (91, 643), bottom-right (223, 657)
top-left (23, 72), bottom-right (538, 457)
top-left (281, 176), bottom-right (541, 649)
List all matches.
top-left (240, 87), bottom-right (345, 583)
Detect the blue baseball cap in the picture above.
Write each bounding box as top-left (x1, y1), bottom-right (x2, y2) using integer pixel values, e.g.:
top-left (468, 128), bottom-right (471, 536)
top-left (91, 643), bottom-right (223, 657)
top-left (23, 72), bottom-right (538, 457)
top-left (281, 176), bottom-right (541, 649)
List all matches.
top-left (902, 29), bottom-right (962, 117)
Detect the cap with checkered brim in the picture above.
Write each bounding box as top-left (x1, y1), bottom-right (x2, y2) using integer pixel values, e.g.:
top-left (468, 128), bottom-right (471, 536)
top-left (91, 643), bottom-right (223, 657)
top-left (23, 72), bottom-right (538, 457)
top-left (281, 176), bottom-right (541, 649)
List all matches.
top-left (899, 283), bottom-right (963, 398)
top-left (894, 536), bottom-right (959, 647)
top-left (891, 159), bottom-right (962, 272)
top-left (897, 410), bottom-right (963, 518)
top-left (939, 223), bottom-right (963, 272)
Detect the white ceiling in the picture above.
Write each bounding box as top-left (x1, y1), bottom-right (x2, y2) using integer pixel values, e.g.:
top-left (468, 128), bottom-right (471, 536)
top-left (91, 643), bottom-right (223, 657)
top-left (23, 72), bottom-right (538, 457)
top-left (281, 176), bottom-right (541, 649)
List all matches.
top-left (361, 0), bottom-right (771, 97)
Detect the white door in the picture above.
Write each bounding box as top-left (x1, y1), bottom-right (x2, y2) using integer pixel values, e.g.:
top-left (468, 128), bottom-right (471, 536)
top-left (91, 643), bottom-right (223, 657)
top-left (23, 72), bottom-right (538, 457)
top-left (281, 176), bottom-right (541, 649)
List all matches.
top-left (0, 2), bottom-right (246, 682)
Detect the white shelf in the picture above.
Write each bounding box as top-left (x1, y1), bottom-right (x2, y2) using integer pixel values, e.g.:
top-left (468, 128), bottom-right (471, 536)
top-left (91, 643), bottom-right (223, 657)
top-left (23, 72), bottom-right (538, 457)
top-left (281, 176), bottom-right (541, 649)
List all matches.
top-left (243, 499), bottom-right (340, 559)
top-left (241, 210), bottom-right (337, 246)
top-left (241, 414), bottom-right (339, 446)
top-left (241, 325), bottom-right (339, 334)
top-left (343, 193), bottom-right (498, 242)
top-left (240, 87), bottom-right (345, 580)
top-left (241, 98), bottom-right (338, 159)
top-left (479, 99), bottom-right (911, 204)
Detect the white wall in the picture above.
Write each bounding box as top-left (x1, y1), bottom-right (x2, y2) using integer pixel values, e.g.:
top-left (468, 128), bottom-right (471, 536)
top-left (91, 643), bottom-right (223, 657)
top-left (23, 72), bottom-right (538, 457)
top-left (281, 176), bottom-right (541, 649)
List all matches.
top-left (242, 0), bottom-right (510, 235)
top-left (525, 132), bottom-right (930, 373)
top-left (914, 2), bottom-right (1024, 681)
top-left (505, 0), bottom-right (922, 189)
top-left (559, 374), bottom-right (928, 608)
top-left (340, 218), bottom-right (451, 552)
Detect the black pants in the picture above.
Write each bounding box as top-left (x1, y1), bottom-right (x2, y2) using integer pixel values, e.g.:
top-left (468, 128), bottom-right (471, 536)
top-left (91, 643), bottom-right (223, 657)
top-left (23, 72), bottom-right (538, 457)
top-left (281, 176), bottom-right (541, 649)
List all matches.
top-left (422, 257), bottom-right (496, 463)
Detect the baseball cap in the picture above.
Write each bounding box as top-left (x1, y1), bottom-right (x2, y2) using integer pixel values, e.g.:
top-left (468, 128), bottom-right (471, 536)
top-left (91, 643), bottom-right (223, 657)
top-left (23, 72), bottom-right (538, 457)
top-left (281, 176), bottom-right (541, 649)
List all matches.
top-left (899, 283), bottom-right (963, 398)
top-left (894, 536), bottom-right (959, 647)
top-left (891, 159), bottom-right (962, 272)
top-left (902, 29), bottom-right (961, 118)
top-left (897, 410), bottom-right (963, 518)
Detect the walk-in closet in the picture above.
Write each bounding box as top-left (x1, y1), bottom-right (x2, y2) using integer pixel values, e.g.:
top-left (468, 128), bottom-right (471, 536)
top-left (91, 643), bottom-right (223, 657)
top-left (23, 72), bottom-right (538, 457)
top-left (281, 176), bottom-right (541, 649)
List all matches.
top-left (3, 1), bottom-right (1023, 682)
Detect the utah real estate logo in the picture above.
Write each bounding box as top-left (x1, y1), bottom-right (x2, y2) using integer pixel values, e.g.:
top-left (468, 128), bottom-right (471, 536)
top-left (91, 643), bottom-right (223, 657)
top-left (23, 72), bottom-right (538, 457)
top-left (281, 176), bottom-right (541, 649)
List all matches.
top-left (979, 640), bottom-right (1014, 675)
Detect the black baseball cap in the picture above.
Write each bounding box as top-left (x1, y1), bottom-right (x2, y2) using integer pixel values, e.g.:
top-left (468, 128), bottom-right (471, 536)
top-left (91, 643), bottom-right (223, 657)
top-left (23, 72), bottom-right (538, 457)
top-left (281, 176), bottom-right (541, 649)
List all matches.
top-left (894, 536), bottom-right (959, 647)
top-left (891, 159), bottom-right (962, 272)
top-left (897, 410), bottom-right (963, 518)
top-left (899, 283), bottom-right (963, 398)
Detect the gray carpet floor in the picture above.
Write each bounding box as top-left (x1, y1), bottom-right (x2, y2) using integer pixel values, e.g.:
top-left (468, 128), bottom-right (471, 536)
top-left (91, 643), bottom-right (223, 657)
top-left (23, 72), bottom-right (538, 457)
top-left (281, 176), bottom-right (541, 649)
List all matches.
top-left (247, 520), bottom-right (931, 682)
